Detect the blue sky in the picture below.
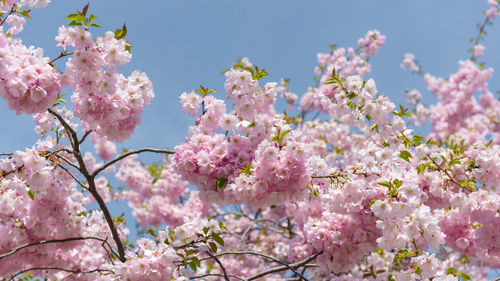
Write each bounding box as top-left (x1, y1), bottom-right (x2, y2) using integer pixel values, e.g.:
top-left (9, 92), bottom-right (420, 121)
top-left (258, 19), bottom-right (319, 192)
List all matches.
top-left (2, 1), bottom-right (500, 153)
top-left (2, 1), bottom-right (500, 277)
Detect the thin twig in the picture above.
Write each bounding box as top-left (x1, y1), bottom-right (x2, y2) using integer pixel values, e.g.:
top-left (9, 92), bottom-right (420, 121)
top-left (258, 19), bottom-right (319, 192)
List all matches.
top-left (79, 130), bottom-right (93, 145)
top-left (92, 148), bottom-right (174, 177)
top-left (9, 267), bottom-right (113, 281)
top-left (48, 108), bottom-right (77, 146)
top-left (205, 251), bottom-right (230, 281)
top-left (200, 251), bottom-right (308, 280)
top-left (238, 221), bottom-right (256, 247)
top-left (190, 273), bottom-right (245, 281)
top-left (245, 251), bottom-right (323, 281)
top-left (56, 164), bottom-right (88, 190)
top-left (48, 51), bottom-right (74, 66)
top-left (0, 236), bottom-right (119, 261)
top-left (48, 108), bottom-right (127, 262)
top-left (53, 153), bottom-right (81, 171)
top-left (0, 7), bottom-right (15, 26)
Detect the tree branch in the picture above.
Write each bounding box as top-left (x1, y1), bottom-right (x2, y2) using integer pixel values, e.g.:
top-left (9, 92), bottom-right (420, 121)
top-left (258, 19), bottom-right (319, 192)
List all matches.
top-left (48, 108), bottom-right (127, 262)
top-left (79, 130), bottom-right (93, 145)
top-left (91, 148), bottom-right (175, 177)
top-left (191, 273), bottom-right (245, 281)
top-left (0, 236), bottom-right (119, 261)
top-left (48, 108), bottom-right (77, 147)
top-left (205, 251), bottom-right (230, 281)
top-left (9, 267), bottom-right (113, 281)
top-left (245, 251), bottom-right (323, 281)
top-left (56, 164), bottom-right (89, 190)
top-left (200, 251), bottom-right (308, 280)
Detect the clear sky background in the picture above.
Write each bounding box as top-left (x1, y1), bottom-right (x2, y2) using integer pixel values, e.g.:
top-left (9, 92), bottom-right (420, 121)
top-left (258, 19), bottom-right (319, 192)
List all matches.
top-left (2, 1), bottom-right (500, 153)
top-left (1, 1), bottom-right (500, 278)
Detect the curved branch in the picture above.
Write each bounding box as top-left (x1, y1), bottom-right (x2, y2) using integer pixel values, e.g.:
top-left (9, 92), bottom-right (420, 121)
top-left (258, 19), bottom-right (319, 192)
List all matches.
top-left (79, 130), bottom-right (93, 145)
top-left (191, 273), bottom-right (245, 281)
top-left (0, 236), bottom-right (118, 261)
top-left (245, 251), bottom-right (323, 281)
top-left (53, 153), bottom-right (80, 170)
top-left (205, 251), bottom-right (230, 281)
top-left (200, 251), bottom-right (308, 280)
top-left (48, 108), bottom-right (77, 147)
top-left (48, 51), bottom-right (74, 66)
top-left (48, 108), bottom-right (127, 262)
top-left (9, 267), bottom-right (113, 281)
top-left (56, 164), bottom-right (88, 190)
top-left (91, 148), bottom-right (175, 177)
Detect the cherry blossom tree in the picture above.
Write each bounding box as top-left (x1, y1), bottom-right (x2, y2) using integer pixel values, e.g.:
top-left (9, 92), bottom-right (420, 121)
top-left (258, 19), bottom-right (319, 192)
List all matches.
top-left (1, 1), bottom-right (500, 280)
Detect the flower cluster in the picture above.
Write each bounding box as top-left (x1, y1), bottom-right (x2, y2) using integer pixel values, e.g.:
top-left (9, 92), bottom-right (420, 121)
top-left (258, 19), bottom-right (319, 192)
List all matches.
top-left (58, 27), bottom-right (154, 142)
top-left (0, 37), bottom-right (61, 114)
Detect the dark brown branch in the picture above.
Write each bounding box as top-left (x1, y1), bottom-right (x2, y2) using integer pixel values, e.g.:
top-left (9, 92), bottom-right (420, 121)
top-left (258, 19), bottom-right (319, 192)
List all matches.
top-left (201, 251), bottom-right (307, 280)
top-left (53, 153), bottom-right (80, 171)
top-left (48, 51), bottom-right (74, 66)
top-left (48, 108), bottom-right (77, 143)
top-left (0, 236), bottom-right (118, 261)
top-left (0, 153), bottom-right (12, 156)
top-left (48, 108), bottom-right (127, 262)
top-left (79, 130), bottom-right (93, 145)
top-left (56, 164), bottom-right (88, 190)
top-left (245, 251), bottom-right (323, 281)
top-left (91, 148), bottom-right (175, 177)
top-left (205, 251), bottom-right (230, 281)
top-left (9, 266), bottom-right (113, 281)
top-left (0, 7), bottom-right (15, 27)
top-left (191, 273), bottom-right (245, 281)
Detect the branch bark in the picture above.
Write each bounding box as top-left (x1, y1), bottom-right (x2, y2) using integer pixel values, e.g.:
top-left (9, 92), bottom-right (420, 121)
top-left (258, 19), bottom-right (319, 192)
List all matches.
top-left (91, 148), bottom-right (175, 177)
top-left (9, 267), bottom-right (113, 281)
top-left (0, 236), bottom-right (118, 261)
top-left (205, 251), bottom-right (230, 281)
top-left (245, 251), bottom-right (323, 281)
top-left (48, 108), bottom-right (127, 262)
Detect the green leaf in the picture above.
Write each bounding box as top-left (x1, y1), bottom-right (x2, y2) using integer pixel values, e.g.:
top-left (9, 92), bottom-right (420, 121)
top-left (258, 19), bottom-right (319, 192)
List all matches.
top-left (68, 20), bottom-right (83, 26)
top-left (145, 228), bottom-right (156, 237)
top-left (446, 267), bottom-right (457, 275)
top-left (211, 233), bottom-right (225, 246)
top-left (191, 256), bottom-right (201, 267)
top-left (65, 13), bottom-right (81, 20)
top-left (188, 262), bottom-right (197, 271)
top-left (412, 135), bottom-right (424, 145)
top-left (82, 2), bottom-right (89, 16)
top-left (241, 162), bottom-right (253, 175)
top-left (485, 138), bottom-right (493, 147)
top-left (459, 273), bottom-right (471, 281)
top-left (208, 241), bottom-right (217, 253)
top-left (216, 178), bottom-right (228, 190)
top-left (114, 24), bottom-right (127, 40)
top-left (377, 181), bottom-right (392, 188)
top-left (90, 23), bottom-right (101, 27)
top-left (471, 223), bottom-right (482, 229)
top-left (19, 9), bottom-right (32, 19)
top-left (417, 164), bottom-right (426, 174)
top-left (313, 188), bottom-right (320, 197)
top-left (219, 221), bottom-right (229, 231)
top-left (27, 190), bottom-right (34, 200)
top-left (88, 14), bottom-right (96, 23)
top-left (399, 150), bottom-right (412, 162)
